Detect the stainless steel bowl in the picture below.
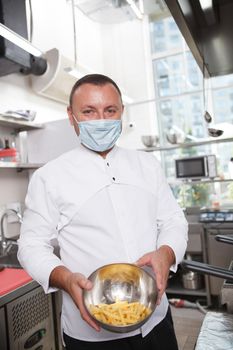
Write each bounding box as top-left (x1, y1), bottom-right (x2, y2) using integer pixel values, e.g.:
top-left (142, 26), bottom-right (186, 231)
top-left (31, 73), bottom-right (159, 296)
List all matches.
top-left (83, 263), bottom-right (158, 333)
top-left (141, 135), bottom-right (159, 148)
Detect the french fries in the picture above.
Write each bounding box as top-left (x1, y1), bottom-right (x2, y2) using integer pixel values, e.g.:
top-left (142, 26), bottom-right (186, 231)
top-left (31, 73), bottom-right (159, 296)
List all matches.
top-left (89, 301), bottom-right (152, 326)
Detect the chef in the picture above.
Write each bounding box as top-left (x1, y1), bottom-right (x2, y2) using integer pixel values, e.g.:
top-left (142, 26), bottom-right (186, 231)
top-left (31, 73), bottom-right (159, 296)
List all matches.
top-left (18, 73), bottom-right (188, 350)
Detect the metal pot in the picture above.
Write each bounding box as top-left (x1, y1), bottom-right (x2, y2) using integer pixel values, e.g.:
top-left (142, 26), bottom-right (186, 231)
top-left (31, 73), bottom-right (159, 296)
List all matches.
top-left (182, 270), bottom-right (203, 290)
top-left (181, 260), bottom-right (233, 281)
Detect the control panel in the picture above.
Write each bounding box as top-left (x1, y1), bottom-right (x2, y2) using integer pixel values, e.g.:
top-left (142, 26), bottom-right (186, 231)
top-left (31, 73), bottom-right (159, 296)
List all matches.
top-left (199, 210), bottom-right (233, 222)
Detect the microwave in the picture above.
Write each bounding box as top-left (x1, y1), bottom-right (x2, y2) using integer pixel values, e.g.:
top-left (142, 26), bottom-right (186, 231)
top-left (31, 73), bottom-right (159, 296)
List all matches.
top-left (175, 155), bottom-right (217, 180)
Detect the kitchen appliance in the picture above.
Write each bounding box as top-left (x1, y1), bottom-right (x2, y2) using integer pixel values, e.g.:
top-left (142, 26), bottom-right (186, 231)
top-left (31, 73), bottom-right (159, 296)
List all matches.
top-left (182, 234), bottom-right (233, 311)
top-left (221, 260), bottom-right (233, 313)
top-left (0, 307), bottom-right (7, 349)
top-left (6, 286), bottom-right (55, 349)
top-left (199, 210), bottom-right (233, 298)
top-left (0, 0), bottom-right (47, 77)
top-left (164, 0), bottom-right (233, 77)
top-left (175, 155), bottom-right (217, 180)
top-left (199, 210), bottom-right (233, 223)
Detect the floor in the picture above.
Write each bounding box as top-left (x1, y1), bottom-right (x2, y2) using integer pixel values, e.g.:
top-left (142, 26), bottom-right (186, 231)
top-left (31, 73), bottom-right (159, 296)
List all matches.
top-left (171, 305), bottom-right (205, 350)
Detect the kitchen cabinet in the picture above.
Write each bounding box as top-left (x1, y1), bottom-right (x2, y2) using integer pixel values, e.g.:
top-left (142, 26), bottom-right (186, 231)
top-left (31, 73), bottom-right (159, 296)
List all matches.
top-left (0, 306), bottom-right (7, 350)
top-left (203, 225), bottom-right (233, 298)
top-left (6, 286), bottom-right (55, 350)
top-left (166, 208), bottom-right (233, 308)
top-left (0, 276), bottom-right (56, 350)
top-left (166, 218), bottom-right (211, 305)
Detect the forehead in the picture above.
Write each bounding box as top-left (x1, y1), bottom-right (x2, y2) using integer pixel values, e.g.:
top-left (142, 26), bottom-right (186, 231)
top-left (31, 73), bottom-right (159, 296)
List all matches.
top-left (72, 83), bottom-right (122, 106)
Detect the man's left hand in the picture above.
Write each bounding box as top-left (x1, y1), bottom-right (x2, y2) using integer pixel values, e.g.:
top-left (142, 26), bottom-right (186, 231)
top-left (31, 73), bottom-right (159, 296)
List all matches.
top-left (136, 245), bottom-right (175, 305)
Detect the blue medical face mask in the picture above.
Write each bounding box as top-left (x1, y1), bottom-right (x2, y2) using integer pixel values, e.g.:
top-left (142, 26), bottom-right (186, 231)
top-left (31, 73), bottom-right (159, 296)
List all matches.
top-left (73, 116), bottom-right (122, 152)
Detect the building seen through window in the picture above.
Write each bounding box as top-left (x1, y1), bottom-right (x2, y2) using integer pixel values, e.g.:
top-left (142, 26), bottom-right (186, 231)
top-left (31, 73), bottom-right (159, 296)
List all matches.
top-left (149, 15), bottom-right (233, 208)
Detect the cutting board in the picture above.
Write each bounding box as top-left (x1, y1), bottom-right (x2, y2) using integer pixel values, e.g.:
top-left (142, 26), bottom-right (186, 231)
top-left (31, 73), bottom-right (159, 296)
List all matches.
top-left (0, 268), bottom-right (32, 296)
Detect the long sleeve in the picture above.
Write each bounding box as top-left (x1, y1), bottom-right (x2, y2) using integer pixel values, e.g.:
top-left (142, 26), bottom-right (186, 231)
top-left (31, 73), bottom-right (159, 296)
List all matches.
top-left (17, 168), bottom-right (65, 293)
top-left (155, 160), bottom-right (188, 271)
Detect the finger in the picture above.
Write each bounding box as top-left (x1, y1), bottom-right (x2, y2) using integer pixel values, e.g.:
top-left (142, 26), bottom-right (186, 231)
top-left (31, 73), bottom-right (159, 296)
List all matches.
top-left (73, 286), bottom-right (101, 332)
top-left (155, 283), bottom-right (166, 306)
top-left (154, 269), bottom-right (163, 291)
top-left (76, 274), bottom-right (93, 290)
top-left (135, 254), bottom-right (150, 266)
top-left (79, 300), bottom-right (100, 331)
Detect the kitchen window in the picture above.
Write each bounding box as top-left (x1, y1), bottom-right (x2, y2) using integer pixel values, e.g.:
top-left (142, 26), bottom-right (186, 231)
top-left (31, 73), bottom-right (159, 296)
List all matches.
top-left (149, 15), bottom-right (233, 208)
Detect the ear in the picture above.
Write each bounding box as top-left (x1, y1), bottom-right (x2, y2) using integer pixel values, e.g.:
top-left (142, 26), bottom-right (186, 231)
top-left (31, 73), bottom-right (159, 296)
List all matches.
top-left (67, 106), bottom-right (74, 126)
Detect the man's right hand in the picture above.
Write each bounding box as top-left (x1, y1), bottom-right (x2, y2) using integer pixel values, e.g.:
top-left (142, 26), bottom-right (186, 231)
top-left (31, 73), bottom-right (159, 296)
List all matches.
top-left (50, 266), bottom-right (100, 331)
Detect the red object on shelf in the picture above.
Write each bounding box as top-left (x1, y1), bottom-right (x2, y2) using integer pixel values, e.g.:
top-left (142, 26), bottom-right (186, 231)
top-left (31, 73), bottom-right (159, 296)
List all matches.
top-left (0, 148), bottom-right (17, 162)
top-left (0, 268), bottom-right (32, 296)
top-left (0, 148), bottom-right (17, 157)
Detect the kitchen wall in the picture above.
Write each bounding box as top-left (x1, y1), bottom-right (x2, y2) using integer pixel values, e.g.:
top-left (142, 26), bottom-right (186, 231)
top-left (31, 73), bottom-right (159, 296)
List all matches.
top-left (0, 1), bottom-right (159, 218)
top-left (0, 0), bottom-right (158, 142)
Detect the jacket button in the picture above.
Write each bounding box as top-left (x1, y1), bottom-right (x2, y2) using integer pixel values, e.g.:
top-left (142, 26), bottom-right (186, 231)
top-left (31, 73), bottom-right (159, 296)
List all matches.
top-left (112, 177), bottom-right (115, 181)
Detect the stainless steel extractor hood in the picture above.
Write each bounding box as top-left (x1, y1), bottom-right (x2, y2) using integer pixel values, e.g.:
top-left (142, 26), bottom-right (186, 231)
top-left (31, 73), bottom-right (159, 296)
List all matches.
top-left (0, 0), bottom-right (47, 77)
top-left (164, 0), bottom-right (233, 77)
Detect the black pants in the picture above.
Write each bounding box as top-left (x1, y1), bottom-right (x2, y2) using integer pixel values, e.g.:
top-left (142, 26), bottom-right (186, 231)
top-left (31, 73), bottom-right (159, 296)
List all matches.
top-left (63, 307), bottom-right (178, 350)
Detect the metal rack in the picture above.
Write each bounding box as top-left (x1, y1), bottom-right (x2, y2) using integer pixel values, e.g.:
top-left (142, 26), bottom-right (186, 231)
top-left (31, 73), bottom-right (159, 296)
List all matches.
top-left (139, 136), bottom-right (233, 152)
top-left (0, 117), bottom-right (44, 170)
top-left (0, 115), bottom-right (44, 131)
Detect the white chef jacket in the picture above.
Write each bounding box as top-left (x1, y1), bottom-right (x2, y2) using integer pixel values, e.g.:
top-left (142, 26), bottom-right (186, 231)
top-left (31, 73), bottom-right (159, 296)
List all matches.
top-left (18, 145), bottom-right (188, 342)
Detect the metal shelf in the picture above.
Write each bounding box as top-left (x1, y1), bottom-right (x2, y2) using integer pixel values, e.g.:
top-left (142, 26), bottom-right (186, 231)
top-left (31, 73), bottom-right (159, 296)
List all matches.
top-left (0, 115), bottom-right (44, 131)
top-left (166, 282), bottom-right (207, 297)
top-left (169, 178), bottom-right (233, 186)
top-left (139, 136), bottom-right (233, 152)
top-left (0, 162), bottom-right (43, 170)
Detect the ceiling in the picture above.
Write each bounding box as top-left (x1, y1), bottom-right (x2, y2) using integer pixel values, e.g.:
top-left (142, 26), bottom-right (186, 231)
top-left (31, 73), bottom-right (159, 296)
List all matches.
top-left (70, 0), bottom-right (169, 23)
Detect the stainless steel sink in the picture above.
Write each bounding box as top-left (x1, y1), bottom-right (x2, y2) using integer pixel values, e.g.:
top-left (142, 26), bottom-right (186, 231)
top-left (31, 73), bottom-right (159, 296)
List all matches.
top-left (0, 244), bottom-right (22, 269)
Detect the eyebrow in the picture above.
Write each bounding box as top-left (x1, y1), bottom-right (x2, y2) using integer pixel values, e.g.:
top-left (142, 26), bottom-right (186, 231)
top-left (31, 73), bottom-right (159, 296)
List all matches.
top-left (80, 105), bottom-right (96, 109)
top-left (104, 105), bottom-right (120, 109)
top-left (80, 104), bottom-right (120, 109)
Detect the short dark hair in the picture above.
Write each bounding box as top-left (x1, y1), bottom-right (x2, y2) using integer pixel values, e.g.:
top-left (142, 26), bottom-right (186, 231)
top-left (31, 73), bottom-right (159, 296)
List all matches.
top-left (69, 73), bottom-right (122, 106)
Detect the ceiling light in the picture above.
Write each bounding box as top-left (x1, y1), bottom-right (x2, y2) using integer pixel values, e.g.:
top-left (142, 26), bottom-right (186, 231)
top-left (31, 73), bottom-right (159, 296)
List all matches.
top-left (64, 66), bottom-right (84, 79)
top-left (138, 0), bottom-right (144, 14)
top-left (0, 23), bottom-right (42, 57)
top-left (125, 0), bottom-right (143, 19)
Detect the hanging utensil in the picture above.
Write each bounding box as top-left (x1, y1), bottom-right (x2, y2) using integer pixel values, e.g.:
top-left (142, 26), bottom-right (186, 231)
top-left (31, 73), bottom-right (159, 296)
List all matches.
top-left (202, 67), bottom-right (212, 123)
top-left (202, 62), bottom-right (223, 137)
top-left (208, 128), bottom-right (224, 137)
top-left (204, 111), bottom-right (212, 123)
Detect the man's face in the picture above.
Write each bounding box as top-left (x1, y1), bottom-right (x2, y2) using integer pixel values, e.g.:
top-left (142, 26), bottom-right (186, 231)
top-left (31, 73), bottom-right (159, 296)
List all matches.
top-left (67, 83), bottom-right (124, 135)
